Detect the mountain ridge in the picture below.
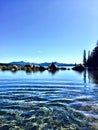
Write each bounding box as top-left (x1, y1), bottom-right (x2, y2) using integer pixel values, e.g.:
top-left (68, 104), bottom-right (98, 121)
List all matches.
top-left (9, 61), bottom-right (75, 66)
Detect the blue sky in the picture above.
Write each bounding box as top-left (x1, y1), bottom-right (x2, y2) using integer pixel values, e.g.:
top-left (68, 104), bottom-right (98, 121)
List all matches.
top-left (0, 0), bottom-right (98, 63)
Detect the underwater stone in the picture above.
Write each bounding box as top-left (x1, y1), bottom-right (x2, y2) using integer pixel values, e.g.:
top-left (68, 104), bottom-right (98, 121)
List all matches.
top-left (0, 125), bottom-right (9, 130)
top-left (36, 111), bottom-right (44, 116)
top-left (21, 112), bottom-right (33, 118)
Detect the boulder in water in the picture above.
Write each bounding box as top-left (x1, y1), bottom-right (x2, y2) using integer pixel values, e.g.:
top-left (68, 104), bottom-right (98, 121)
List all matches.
top-left (72, 64), bottom-right (85, 71)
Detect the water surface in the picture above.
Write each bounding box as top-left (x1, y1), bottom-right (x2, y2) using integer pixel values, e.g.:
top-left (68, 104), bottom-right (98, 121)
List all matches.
top-left (0, 69), bottom-right (98, 130)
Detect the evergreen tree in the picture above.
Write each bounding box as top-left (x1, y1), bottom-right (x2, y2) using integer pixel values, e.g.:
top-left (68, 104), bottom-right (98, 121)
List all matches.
top-left (86, 41), bottom-right (98, 67)
top-left (88, 50), bottom-right (90, 59)
top-left (83, 50), bottom-right (86, 66)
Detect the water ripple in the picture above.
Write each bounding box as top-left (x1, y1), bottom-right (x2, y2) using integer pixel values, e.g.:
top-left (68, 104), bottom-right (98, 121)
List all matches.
top-left (0, 77), bottom-right (97, 129)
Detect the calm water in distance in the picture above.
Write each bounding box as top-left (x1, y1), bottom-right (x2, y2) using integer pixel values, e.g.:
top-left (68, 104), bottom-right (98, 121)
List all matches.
top-left (0, 69), bottom-right (98, 130)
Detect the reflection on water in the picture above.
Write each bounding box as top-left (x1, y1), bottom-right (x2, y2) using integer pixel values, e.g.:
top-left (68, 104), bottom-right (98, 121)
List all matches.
top-left (9, 68), bottom-right (59, 75)
top-left (0, 70), bottom-right (98, 129)
top-left (83, 69), bottom-right (98, 84)
top-left (87, 70), bottom-right (98, 84)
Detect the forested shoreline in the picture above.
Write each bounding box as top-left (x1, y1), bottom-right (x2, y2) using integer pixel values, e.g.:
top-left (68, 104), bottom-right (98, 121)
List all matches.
top-left (83, 41), bottom-right (98, 68)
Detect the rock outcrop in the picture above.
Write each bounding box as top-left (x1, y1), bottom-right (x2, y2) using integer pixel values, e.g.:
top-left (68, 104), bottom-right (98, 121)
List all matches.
top-left (72, 64), bottom-right (85, 71)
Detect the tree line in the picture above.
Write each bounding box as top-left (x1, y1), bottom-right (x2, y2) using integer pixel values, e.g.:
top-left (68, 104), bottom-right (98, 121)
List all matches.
top-left (83, 41), bottom-right (98, 67)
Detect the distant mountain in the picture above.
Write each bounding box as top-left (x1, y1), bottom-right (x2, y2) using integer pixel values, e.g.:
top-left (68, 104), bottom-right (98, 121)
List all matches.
top-left (9, 61), bottom-right (30, 66)
top-left (9, 61), bottom-right (50, 66)
top-left (38, 62), bottom-right (51, 66)
top-left (52, 62), bottom-right (74, 66)
top-left (9, 61), bottom-right (75, 66)
top-left (39, 62), bottom-right (74, 66)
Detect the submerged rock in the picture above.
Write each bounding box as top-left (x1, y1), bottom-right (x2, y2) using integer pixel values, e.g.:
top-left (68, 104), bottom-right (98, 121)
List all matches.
top-left (0, 125), bottom-right (9, 130)
top-left (21, 112), bottom-right (33, 118)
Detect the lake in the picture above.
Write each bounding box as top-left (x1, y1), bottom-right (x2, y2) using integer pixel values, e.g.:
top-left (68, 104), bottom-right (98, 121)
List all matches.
top-left (0, 69), bottom-right (98, 130)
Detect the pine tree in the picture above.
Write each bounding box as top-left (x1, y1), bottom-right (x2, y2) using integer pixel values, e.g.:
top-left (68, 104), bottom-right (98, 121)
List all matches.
top-left (86, 41), bottom-right (98, 67)
top-left (83, 50), bottom-right (86, 66)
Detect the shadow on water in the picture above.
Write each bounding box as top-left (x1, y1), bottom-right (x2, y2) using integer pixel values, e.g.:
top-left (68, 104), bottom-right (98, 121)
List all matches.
top-left (24, 69), bottom-right (59, 75)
